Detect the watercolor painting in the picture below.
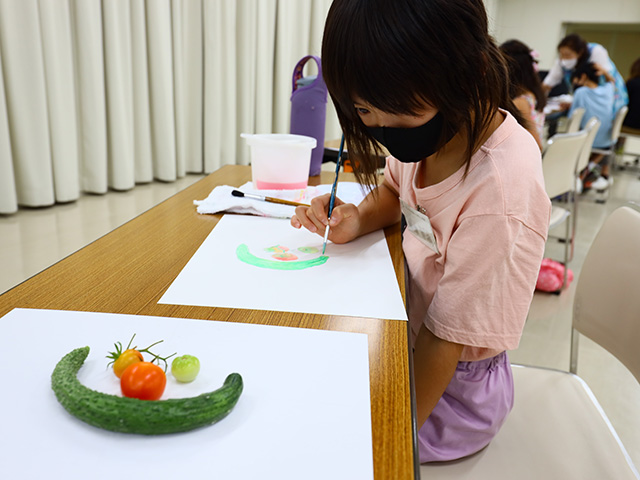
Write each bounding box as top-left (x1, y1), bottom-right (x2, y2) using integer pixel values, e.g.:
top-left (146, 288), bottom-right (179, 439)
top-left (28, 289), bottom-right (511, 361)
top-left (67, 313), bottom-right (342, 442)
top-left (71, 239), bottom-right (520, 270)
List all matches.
top-left (236, 244), bottom-right (328, 270)
top-left (159, 215), bottom-right (408, 320)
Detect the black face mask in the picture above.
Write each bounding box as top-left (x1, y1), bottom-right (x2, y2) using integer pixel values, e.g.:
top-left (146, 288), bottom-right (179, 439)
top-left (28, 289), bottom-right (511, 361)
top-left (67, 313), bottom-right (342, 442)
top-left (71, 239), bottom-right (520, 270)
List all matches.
top-left (366, 112), bottom-right (449, 163)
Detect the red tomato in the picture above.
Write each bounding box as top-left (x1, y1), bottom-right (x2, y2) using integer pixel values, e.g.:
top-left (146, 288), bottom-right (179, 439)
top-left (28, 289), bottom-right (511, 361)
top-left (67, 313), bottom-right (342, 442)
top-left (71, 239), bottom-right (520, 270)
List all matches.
top-left (120, 362), bottom-right (166, 400)
top-left (113, 349), bottom-right (144, 378)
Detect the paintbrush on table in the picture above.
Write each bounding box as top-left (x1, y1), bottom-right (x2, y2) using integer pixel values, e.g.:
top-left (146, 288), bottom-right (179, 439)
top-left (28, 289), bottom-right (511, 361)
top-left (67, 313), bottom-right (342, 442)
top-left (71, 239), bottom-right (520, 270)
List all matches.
top-left (322, 134), bottom-right (345, 254)
top-left (231, 189), bottom-right (309, 208)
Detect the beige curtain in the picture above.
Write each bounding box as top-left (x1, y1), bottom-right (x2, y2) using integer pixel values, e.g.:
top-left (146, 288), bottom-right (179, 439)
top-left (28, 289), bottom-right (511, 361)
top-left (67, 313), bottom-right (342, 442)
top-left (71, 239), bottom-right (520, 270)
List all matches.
top-left (0, 0), bottom-right (338, 214)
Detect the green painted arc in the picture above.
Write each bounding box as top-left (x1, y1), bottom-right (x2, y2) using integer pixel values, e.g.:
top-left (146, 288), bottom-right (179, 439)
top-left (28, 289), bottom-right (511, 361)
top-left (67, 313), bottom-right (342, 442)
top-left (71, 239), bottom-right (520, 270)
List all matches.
top-left (236, 244), bottom-right (329, 270)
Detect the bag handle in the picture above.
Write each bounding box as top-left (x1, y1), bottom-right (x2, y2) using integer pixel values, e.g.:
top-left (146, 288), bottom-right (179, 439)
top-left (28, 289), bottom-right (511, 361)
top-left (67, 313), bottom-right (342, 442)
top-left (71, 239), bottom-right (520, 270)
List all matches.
top-left (292, 55), bottom-right (323, 92)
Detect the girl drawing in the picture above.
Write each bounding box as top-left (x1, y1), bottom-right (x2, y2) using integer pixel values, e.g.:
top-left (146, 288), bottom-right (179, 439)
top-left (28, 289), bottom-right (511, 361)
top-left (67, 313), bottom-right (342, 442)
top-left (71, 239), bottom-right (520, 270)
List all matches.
top-left (292, 0), bottom-right (550, 462)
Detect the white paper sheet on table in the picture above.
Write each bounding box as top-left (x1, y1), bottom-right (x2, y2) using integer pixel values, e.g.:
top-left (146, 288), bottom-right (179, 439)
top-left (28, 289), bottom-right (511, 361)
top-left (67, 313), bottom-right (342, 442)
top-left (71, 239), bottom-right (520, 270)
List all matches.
top-left (0, 308), bottom-right (373, 480)
top-left (159, 214), bottom-right (408, 321)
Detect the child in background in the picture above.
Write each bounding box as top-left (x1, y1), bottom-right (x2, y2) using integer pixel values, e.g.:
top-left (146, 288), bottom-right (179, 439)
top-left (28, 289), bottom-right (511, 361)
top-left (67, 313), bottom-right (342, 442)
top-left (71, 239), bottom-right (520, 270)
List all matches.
top-left (622, 57), bottom-right (640, 134)
top-left (500, 39), bottom-right (547, 150)
top-left (570, 62), bottom-right (615, 191)
top-left (291, 0), bottom-right (550, 462)
top-left (617, 57), bottom-right (640, 162)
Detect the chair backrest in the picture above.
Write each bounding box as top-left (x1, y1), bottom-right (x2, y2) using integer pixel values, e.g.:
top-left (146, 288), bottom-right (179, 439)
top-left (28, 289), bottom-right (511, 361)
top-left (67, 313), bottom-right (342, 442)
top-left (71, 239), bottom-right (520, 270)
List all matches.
top-left (610, 105), bottom-right (629, 144)
top-left (542, 130), bottom-right (588, 198)
top-left (566, 107), bottom-right (586, 133)
top-left (575, 117), bottom-right (601, 173)
top-left (573, 206), bottom-right (640, 383)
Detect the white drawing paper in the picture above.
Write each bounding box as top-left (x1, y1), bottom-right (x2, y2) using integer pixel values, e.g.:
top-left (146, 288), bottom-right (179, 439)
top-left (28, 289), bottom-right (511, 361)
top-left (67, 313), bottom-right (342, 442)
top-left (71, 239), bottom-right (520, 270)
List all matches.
top-left (159, 214), bottom-right (407, 321)
top-left (0, 308), bottom-right (373, 480)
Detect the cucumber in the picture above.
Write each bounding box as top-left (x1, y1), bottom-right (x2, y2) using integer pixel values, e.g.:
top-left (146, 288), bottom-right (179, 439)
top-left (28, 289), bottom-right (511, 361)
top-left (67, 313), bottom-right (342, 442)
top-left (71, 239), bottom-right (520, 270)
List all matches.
top-left (51, 346), bottom-right (243, 435)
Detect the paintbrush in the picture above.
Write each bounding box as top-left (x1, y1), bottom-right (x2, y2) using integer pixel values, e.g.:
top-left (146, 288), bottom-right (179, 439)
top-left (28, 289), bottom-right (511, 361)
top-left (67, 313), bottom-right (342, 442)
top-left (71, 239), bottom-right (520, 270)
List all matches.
top-left (231, 189), bottom-right (309, 208)
top-left (322, 134), bottom-right (345, 254)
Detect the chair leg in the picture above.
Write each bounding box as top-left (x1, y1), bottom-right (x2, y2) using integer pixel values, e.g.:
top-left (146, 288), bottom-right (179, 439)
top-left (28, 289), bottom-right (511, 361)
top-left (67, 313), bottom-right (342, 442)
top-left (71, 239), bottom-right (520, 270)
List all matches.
top-left (570, 327), bottom-right (580, 374)
top-left (560, 211), bottom-right (571, 290)
top-left (572, 194), bottom-right (578, 258)
top-left (595, 191), bottom-right (609, 204)
top-left (569, 191), bottom-right (576, 262)
top-left (612, 145), bottom-right (621, 171)
top-left (594, 154), bottom-right (612, 204)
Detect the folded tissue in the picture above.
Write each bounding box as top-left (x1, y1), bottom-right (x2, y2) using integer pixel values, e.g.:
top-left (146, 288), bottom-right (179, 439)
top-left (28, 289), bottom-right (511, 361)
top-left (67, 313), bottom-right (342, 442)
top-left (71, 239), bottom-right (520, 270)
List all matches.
top-left (194, 182), bottom-right (369, 219)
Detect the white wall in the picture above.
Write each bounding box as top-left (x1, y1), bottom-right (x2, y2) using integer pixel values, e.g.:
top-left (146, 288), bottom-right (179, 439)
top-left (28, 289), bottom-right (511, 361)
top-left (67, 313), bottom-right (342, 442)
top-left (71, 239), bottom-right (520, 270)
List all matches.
top-left (491, 0), bottom-right (640, 70)
top-left (484, 0), bottom-right (500, 37)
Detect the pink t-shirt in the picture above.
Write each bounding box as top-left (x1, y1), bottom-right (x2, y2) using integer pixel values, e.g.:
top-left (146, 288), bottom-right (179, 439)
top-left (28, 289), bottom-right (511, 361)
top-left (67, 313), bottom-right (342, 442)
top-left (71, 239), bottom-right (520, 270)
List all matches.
top-left (385, 111), bottom-right (550, 361)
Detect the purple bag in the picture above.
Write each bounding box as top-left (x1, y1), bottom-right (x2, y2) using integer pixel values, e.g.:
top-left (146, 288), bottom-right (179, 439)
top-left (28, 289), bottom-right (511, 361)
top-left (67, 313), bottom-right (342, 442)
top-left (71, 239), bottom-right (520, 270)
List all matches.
top-left (290, 56), bottom-right (328, 177)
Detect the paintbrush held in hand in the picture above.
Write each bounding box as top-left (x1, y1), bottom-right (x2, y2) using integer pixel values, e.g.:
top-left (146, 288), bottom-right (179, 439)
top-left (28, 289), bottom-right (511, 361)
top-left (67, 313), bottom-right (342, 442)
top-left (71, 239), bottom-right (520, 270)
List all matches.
top-left (231, 189), bottom-right (309, 208)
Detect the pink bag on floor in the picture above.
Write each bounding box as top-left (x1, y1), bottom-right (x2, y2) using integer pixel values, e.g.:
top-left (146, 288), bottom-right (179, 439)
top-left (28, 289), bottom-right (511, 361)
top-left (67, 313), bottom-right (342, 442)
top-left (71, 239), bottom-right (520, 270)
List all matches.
top-left (536, 258), bottom-right (574, 292)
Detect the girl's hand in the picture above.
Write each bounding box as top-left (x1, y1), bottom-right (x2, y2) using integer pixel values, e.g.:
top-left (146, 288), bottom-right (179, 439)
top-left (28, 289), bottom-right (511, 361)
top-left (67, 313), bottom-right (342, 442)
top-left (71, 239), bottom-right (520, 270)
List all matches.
top-left (593, 62), bottom-right (606, 76)
top-left (291, 193), bottom-right (361, 244)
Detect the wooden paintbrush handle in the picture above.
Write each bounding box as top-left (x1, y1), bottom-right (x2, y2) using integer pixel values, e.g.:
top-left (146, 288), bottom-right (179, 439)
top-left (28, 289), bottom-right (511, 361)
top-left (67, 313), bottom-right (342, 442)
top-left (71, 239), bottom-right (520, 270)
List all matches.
top-left (263, 196), bottom-right (309, 207)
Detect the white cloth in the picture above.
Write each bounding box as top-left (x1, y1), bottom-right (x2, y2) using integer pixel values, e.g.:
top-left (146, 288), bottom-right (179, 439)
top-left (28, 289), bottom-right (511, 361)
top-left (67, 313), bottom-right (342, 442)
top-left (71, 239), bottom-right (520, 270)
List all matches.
top-left (194, 181), bottom-right (370, 218)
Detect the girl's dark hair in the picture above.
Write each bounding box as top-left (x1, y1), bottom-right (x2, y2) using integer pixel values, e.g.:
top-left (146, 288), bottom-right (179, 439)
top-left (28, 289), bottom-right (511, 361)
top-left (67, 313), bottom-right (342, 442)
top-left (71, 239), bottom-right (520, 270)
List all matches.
top-left (558, 34), bottom-right (589, 63)
top-left (500, 39), bottom-right (547, 112)
top-left (321, 0), bottom-right (526, 186)
top-left (571, 62), bottom-right (599, 84)
top-left (630, 57), bottom-right (640, 80)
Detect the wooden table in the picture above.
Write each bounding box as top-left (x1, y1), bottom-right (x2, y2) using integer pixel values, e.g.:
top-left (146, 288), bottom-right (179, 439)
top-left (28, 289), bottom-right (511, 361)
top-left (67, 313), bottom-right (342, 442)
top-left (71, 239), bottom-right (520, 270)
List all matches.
top-left (0, 165), bottom-right (416, 479)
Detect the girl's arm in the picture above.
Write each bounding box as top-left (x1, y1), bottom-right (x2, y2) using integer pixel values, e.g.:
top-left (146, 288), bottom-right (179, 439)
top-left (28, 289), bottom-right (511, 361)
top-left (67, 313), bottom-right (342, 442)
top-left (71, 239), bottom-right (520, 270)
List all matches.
top-left (589, 44), bottom-right (613, 73)
top-left (413, 324), bottom-right (464, 427)
top-left (291, 179), bottom-right (402, 243)
top-left (353, 180), bottom-right (402, 236)
top-left (542, 59), bottom-right (563, 91)
top-left (513, 96), bottom-right (543, 150)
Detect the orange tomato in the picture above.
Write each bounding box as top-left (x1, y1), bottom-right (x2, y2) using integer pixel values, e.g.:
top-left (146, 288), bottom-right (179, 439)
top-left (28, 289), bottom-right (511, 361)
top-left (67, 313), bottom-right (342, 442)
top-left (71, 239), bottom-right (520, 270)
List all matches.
top-left (120, 362), bottom-right (166, 400)
top-left (112, 349), bottom-right (144, 378)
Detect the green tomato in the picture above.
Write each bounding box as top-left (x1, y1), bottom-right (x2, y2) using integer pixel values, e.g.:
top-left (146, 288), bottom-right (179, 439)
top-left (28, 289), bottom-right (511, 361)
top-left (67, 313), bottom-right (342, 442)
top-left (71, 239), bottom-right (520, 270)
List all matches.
top-left (171, 355), bottom-right (201, 383)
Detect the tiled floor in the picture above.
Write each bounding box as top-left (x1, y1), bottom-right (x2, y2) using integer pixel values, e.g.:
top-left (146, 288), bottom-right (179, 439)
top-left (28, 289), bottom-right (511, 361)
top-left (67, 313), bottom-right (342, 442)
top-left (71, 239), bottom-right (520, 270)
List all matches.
top-left (0, 174), bottom-right (205, 295)
top-left (1, 167), bottom-right (639, 468)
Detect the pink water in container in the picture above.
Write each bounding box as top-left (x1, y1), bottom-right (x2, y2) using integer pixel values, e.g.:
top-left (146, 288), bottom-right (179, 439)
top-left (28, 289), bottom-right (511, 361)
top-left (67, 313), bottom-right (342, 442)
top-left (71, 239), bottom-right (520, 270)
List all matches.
top-left (241, 133), bottom-right (317, 190)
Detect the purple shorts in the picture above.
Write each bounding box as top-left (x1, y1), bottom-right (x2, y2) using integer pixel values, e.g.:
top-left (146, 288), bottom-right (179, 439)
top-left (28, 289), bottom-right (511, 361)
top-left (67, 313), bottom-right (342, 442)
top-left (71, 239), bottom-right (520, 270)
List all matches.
top-left (418, 351), bottom-right (514, 463)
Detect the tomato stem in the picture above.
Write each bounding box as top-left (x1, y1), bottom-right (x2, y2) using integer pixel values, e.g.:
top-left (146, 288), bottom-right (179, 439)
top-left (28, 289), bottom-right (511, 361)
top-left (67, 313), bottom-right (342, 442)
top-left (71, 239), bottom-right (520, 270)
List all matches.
top-left (125, 333), bottom-right (137, 350)
top-left (106, 334), bottom-right (177, 372)
top-left (138, 341), bottom-right (177, 372)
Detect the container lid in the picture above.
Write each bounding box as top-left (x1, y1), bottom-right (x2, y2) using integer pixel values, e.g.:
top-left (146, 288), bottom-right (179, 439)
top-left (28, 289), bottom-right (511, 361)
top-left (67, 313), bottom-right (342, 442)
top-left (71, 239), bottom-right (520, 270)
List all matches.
top-left (241, 133), bottom-right (317, 148)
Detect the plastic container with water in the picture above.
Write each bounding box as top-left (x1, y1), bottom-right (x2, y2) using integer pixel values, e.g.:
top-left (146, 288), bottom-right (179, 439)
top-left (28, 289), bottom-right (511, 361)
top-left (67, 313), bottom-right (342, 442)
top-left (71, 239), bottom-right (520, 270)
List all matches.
top-left (241, 133), bottom-right (317, 190)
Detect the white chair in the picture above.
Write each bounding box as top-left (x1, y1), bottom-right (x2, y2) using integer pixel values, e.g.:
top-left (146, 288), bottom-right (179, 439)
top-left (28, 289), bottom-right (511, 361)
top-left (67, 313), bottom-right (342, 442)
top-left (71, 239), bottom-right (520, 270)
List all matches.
top-left (594, 105), bottom-right (629, 172)
top-left (570, 117), bottom-right (601, 236)
top-left (617, 131), bottom-right (640, 172)
top-left (575, 117), bottom-right (601, 176)
top-left (420, 206), bottom-right (640, 479)
top-left (565, 106), bottom-right (586, 133)
top-left (541, 130), bottom-right (588, 290)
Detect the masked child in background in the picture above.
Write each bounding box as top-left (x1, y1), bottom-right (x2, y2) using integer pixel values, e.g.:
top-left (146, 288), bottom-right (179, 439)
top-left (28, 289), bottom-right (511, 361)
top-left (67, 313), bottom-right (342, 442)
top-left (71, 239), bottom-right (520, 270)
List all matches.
top-left (291, 0), bottom-right (551, 462)
top-left (500, 39), bottom-right (547, 150)
top-left (543, 33), bottom-right (627, 116)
